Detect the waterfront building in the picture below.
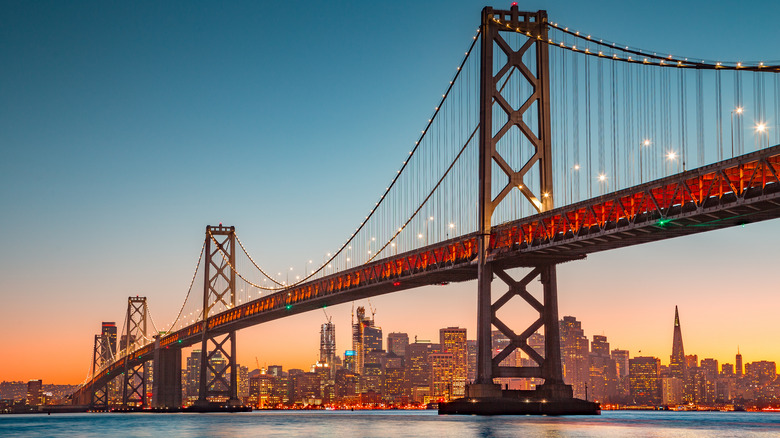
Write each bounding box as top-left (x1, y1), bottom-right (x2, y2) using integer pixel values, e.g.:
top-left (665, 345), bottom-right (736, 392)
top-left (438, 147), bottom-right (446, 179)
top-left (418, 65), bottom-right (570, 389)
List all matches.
top-left (238, 365), bottom-right (249, 399)
top-left (334, 369), bottom-right (359, 402)
top-left (560, 316), bottom-right (590, 399)
top-left (383, 365), bottom-right (405, 401)
top-left (406, 339), bottom-right (438, 397)
top-left (26, 380), bottom-right (42, 406)
top-left (429, 353), bottom-right (454, 402)
top-left (629, 356), bottom-right (661, 405)
top-left (439, 327), bottom-right (467, 398)
top-left (589, 335), bottom-right (618, 402)
top-left (661, 376), bottom-right (684, 405)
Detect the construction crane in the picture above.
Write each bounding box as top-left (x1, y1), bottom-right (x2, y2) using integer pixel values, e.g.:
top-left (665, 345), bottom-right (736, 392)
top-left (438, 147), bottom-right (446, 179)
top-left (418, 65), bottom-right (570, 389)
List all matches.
top-left (367, 299), bottom-right (376, 320)
top-left (255, 356), bottom-right (261, 372)
top-left (322, 307), bottom-right (332, 323)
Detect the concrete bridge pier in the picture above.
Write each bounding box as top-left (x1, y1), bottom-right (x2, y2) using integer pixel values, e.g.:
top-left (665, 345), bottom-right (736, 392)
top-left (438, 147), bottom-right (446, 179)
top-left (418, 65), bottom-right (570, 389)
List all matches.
top-left (152, 344), bottom-right (182, 409)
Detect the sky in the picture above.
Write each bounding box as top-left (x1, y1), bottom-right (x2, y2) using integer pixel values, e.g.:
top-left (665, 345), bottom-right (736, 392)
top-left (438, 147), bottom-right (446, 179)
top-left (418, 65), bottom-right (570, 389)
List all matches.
top-left (1, 0), bottom-right (780, 384)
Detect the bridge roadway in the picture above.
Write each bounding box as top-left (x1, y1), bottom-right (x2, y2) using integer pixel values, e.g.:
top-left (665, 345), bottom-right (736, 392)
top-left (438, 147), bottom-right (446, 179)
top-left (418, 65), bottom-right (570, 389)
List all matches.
top-left (77, 144), bottom-right (780, 401)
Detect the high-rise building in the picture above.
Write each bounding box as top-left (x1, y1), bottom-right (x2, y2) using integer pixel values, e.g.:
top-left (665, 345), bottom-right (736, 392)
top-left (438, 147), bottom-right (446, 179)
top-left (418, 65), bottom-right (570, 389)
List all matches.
top-left (611, 349), bottom-right (629, 379)
top-left (26, 380), bottom-right (42, 406)
top-left (439, 327), bottom-right (467, 398)
top-left (406, 340), bottom-right (438, 395)
top-left (101, 322), bottom-right (118, 402)
top-left (466, 340), bottom-right (477, 382)
top-left (238, 365), bottom-right (249, 399)
top-left (429, 353), bottom-right (454, 402)
top-left (387, 332), bottom-right (409, 361)
top-left (735, 348), bottom-right (743, 376)
top-left (560, 316), bottom-right (590, 399)
top-left (352, 306), bottom-right (381, 375)
top-left (101, 322), bottom-right (117, 360)
top-left (186, 349), bottom-right (201, 399)
top-left (589, 335), bottom-right (618, 402)
top-left (335, 369), bottom-right (359, 401)
top-left (669, 306), bottom-right (686, 380)
top-left (343, 350), bottom-right (356, 373)
top-left (320, 322), bottom-right (336, 379)
top-left (629, 356), bottom-right (661, 405)
top-left (661, 376), bottom-right (684, 405)
top-left (383, 364), bottom-right (405, 401)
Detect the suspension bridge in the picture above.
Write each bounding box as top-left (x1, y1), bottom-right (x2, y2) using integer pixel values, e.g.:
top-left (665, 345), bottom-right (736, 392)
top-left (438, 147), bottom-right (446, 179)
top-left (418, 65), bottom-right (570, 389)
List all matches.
top-left (72, 5), bottom-right (780, 415)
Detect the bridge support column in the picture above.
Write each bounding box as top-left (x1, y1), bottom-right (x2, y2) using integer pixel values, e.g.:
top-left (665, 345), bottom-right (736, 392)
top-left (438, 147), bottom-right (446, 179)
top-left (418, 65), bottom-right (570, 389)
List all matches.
top-left (152, 343), bottom-right (182, 409)
top-left (442, 4), bottom-right (596, 415)
top-left (196, 225), bottom-right (241, 408)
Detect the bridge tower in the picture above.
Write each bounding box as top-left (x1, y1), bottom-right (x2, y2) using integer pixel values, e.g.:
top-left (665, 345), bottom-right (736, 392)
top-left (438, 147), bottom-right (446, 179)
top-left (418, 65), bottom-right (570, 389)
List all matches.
top-left (121, 296), bottom-right (148, 408)
top-left (196, 225), bottom-right (240, 407)
top-left (445, 5), bottom-right (597, 414)
top-left (90, 333), bottom-right (111, 408)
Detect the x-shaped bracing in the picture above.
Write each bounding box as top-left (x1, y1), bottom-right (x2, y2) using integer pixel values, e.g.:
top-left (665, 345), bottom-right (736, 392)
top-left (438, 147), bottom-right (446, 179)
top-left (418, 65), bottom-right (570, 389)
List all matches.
top-left (204, 334), bottom-right (232, 393)
top-left (490, 267), bottom-right (547, 378)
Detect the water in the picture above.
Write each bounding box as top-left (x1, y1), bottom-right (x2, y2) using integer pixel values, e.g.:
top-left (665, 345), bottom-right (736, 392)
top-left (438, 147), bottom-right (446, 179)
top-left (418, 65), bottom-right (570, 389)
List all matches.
top-left (1, 410), bottom-right (779, 437)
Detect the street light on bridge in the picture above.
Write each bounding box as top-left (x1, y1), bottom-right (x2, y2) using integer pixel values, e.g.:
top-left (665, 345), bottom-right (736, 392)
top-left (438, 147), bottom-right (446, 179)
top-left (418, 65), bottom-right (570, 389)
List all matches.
top-left (640, 139), bottom-right (651, 183)
top-left (731, 107), bottom-right (744, 157)
top-left (666, 150), bottom-right (678, 176)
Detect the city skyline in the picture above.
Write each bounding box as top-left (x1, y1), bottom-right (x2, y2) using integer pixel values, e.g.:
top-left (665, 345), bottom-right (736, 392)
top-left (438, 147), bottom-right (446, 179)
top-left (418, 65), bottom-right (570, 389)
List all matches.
top-left (7, 306), bottom-right (776, 410)
top-left (2, 0), bottom-right (780, 387)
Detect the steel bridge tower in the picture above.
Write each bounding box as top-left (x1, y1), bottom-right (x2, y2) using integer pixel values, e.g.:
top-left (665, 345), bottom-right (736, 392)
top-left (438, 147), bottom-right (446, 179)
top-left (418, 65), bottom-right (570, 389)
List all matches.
top-left (122, 296), bottom-right (149, 408)
top-left (90, 334), bottom-right (111, 408)
top-left (196, 225), bottom-right (241, 407)
top-left (444, 4), bottom-right (598, 414)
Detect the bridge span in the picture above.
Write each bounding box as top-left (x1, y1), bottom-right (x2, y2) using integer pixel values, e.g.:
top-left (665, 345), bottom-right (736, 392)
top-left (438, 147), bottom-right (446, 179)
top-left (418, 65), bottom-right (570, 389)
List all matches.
top-left (74, 142), bottom-right (780, 407)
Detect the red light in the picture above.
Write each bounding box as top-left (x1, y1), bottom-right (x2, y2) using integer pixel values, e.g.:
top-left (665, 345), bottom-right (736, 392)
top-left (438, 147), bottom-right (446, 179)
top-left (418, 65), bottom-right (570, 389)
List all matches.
top-left (512, 2), bottom-right (517, 5)
top-left (393, 281), bottom-right (401, 286)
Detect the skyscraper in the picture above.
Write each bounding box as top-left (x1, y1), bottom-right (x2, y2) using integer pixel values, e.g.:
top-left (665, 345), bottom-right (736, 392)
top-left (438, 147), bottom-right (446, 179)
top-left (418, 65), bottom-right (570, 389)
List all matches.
top-left (466, 340), bottom-right (477, 382)
top-left (439, 327), bottom-right (467, 398)
top-left (429, 353), bottom-right (454, 402)
top-left (101, 322), bottom-right (117, 360)
top-left (101, 322), bottom-right (118, 402)
top-left (736, 348), bottom-right (743, 376)
top-left (185, 349), bottom-right (201, 400)
top-left (669, 306), bottom-right (686, 380)
top-left (320, 322), bottom-right (336, 379)
top-left (629, 356), bottom-right (661, 405)
top-left (387, 332), bottom-right (409, 360)
top-left (352, 306), bottom-right (381, 375)
top-left (560, 316), bottom-right (590, 399)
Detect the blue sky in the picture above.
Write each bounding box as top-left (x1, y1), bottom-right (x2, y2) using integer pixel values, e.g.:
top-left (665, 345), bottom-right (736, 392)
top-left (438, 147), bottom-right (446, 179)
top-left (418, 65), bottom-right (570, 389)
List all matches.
top-left (2, 0), bottom-right (780, 381)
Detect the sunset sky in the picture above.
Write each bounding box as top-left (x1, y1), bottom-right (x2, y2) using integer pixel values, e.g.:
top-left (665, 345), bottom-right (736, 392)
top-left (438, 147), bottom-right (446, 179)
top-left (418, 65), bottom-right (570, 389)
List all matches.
top-left (1, 0), bottom-right (779, 384)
